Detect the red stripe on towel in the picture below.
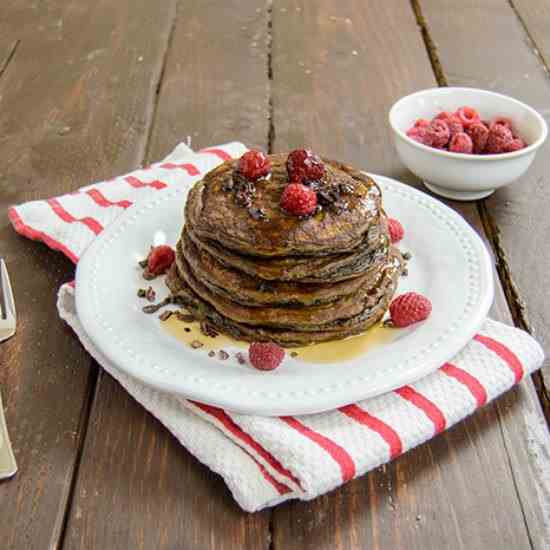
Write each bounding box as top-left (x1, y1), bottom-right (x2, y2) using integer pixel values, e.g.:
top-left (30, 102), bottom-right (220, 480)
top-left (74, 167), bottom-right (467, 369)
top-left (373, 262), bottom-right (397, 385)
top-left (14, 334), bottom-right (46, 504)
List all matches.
top-left (281, 416), bottom-right (356, 482)
top-left (200, 148), bottom-right (232, 161)
top-left (8, 207), bottom-right (80, 263)
top-left (395, 386), bottom-right (446, 434)
top-left (474, 334), bottom-right (524, 383)
top-left (440, 363), bottom-right (487, 407)
top-left (47, 198), bottom-right (103, 235)
top-left (158, 162), bottom-right (200, 176)
top-left (192, 402), bottom-right (300, 489)
top-left (85, 188), bottom-right (132, 209)
top-left (339, 404), bottom-right (403, 459)
top-left (124, 176), bottom-right (167, 190)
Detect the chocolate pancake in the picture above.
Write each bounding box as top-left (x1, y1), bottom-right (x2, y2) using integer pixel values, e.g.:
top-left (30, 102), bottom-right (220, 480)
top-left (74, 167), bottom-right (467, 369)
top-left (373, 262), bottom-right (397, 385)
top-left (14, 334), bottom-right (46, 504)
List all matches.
top-left (185, 223), bottom-right (389, 283)
top-left (166, 263), bottom-right (399, 347)
top-left (179, 234), bottom-right (389, 307)
top-left (185, 154), bottom-right (383, 257)
top-left (176, 248), bottom-right (402, 330)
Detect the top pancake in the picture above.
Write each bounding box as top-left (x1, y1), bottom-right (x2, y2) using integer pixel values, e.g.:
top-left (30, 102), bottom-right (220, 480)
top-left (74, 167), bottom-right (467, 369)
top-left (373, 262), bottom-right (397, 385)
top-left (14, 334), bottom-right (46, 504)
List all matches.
top-left (185, 154), bottom-right (382, 257)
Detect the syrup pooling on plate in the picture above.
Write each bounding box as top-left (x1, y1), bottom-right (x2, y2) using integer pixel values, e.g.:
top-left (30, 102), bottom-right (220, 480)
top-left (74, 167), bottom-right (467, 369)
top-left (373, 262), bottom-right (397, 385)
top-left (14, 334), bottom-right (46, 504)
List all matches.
top-left (161, 317), bottom-right (398, 365)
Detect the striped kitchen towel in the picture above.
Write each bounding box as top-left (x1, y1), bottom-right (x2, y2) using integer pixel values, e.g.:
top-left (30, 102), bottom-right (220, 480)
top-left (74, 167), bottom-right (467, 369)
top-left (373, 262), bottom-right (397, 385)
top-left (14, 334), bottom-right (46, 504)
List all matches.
top-left (10, 142), bottom-right (545, 512)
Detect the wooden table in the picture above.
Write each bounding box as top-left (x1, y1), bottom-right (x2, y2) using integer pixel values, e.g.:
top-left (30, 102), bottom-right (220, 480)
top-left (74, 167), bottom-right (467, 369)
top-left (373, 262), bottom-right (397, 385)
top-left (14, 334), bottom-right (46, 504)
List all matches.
top-left (1, 1), bottom-right (549, 548)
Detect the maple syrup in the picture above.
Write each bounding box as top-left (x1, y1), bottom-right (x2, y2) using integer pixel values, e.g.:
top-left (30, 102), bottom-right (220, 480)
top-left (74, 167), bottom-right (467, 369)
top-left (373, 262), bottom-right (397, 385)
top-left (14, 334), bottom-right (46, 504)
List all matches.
top-left (162, 316), bottom-right (397, 364)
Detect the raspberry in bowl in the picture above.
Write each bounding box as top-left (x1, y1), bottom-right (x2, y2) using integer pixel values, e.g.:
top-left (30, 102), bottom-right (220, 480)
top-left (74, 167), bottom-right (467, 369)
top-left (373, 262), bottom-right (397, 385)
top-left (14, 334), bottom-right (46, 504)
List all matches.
top-left (389, 87), bottom-right (547, 200)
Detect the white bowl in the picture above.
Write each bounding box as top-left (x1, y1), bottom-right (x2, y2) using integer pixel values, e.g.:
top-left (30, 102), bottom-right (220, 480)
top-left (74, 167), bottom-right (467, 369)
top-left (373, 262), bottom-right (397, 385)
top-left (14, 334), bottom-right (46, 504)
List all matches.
top-left (389, 87), bottom-right (548, 200)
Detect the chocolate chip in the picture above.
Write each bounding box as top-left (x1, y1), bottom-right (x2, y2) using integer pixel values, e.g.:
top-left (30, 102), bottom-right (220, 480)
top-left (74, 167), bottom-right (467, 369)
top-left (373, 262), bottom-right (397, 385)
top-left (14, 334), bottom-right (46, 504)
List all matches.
top-left (158, 310), bottom-right (173, 322)
top-left (145, 286), bottom-right (156, 302)
top-left (218, 350), bottom-right (229, 360)
top-left (402, 251), bottom-right (412, 260)
top-left (200, 320), bottom-right (219, 338)
top-left (142, 297), bottom-right (171, 314)
top-left (175, 312), bottom-right (195, 323)
top-left (137, 288), bottom-right (147, 298)
top-left (249, 206), bottom-right (267, 220)
top-left (184, 328), bottom-right (191, 333)
top-left (208, 351), bottom-right (216, 358)
top-left (142, 269), bottom-right (157, 281)
top-left (290, 352), bottom-right (298, 358)
top-left (191, 340), bottom-right (203, 349)
top-left (235, 352), bottom-right (246, 365)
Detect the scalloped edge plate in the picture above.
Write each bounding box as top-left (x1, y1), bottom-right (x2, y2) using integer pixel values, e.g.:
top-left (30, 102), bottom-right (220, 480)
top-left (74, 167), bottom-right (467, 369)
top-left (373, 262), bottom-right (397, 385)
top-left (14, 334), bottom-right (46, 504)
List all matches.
top-left (75, 174), bottom-right (493, 416)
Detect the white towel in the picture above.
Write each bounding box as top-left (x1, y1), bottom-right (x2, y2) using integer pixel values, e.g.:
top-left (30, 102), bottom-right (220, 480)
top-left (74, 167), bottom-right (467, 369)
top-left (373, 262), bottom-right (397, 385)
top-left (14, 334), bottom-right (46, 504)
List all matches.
top-left (10, 142), bottom-right (544, 512)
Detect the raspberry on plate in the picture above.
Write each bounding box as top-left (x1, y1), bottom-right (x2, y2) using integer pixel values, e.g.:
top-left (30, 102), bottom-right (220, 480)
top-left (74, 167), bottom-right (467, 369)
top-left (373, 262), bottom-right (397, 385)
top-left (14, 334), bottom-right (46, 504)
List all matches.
top-left (388, 218), bottom-right (404, 244)
top-left (467, 122), bottom-right (489, 154)
top-left (147, 245), bottom-right (175, 275)
top-left (281, 182), bottom-right (318, 216)
top-left (455, 106), bottom-right (481, 128)
top-left (388, 292), bottom-right (432, 328)
top-left (286, 149), bottom-right (325, 182)
top-left (449, 132), bottom-right (473, 154)
top-left (238, 150), bottom-right (271, 181)
top-left (249, 342), bottom-right (285, 371)
top-left (426, 120), bottom-right (451, 148)
top-left (486, 124), bottom-right (513, 154)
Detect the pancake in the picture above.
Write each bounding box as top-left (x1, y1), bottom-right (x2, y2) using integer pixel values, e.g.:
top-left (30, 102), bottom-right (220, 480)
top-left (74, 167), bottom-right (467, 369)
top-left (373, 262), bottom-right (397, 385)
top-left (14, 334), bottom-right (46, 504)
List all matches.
top-left (179, 233), bottom-right (389, 307)
top-left (186, 223), bottom-right (389, 283)
top-left (185, 154), bottom-right (383, 257)
top-left (176, 248), bottom-right (402, 329)
top-left (164, 150), bottom-right (403, 348)
top-left (166, 263), bottom-right (399, 347)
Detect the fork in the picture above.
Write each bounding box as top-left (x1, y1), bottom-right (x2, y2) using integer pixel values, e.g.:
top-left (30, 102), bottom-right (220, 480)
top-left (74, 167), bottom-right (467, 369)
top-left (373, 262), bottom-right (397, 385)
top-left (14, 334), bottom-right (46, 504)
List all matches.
top-left (0, 258), bottom-right (17, 479)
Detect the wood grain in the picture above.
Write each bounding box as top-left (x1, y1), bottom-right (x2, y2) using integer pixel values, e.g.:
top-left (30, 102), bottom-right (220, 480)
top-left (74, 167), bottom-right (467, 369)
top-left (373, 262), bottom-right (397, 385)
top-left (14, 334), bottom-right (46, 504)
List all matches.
top-left (61, 1), bottom-right (272, 549)
top-left (509, 0), bottom-right (550, 71)
top-left (0, 0), bottom-right (177, 548)
top-left (415, 0), bottom-right (550, 394)
top-left (270, 1), bottom-right (543, 548)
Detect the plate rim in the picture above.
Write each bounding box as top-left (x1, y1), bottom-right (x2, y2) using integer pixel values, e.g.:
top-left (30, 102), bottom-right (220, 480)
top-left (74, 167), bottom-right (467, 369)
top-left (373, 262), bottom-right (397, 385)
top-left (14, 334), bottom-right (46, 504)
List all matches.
top-left (75, 174), bottom-right (494, 416)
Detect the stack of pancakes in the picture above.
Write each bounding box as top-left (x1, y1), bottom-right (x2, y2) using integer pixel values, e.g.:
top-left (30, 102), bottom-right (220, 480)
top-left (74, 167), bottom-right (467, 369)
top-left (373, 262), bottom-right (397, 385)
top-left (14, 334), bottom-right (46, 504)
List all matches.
top-left (166, 153), bottom-right (404, 347)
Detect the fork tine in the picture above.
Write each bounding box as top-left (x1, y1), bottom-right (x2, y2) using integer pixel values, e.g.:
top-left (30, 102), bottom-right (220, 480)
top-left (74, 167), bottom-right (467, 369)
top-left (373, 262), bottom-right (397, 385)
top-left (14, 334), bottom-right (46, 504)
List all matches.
top-left (0, 259), bottom-right (15, 322)
top-left (0, 259), bottom-right (6, 320)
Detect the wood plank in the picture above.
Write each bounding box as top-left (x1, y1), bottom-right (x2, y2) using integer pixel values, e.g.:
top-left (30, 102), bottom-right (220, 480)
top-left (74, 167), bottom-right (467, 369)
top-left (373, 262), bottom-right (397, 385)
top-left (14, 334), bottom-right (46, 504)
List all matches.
top-left (0, 0), bottom-right (178, 548)
top-left (62, 1), bottom-right (272, 548)
top-left (414, 0), bottom-right (550, 400)
top-left (415, 1), bottom-right (550, 545)
top-left (270, 1), bottom-right (543, 548)
top-left (509, 0), bottom-right (550, 71)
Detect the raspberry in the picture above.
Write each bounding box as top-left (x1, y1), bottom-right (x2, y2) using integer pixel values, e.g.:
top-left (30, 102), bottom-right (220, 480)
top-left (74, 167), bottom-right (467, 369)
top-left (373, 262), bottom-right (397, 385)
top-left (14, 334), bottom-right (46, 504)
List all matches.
top-left (425, 120), bottom-right (450, 148)
top-left (414, 118), bottom-right (431, 128)
top-left (249, 342), bottom-right (285, 371)
top-left (489, 117), bottom-right (512, 131)
top-left (446, 115), bottom-right (464, 139)
top-left (147, 245), bottom-right (175, 275)
top-left (448, 132), bottom-right (473, 154)
top-left (455, 106), bottom-right (480, 128)
top-left (388, 218), bottom-right (404, 244)
top-left (238, 150), bottom-right (271, 181)
top-left (467, 122), bottom-right (489, 154)
top-left (485, 124), bottom-right (513, 154)
top-left (504, 137), bottom-right (526, 152)
top-left (389, 292), bottom-right (432, 328)
top-left (280, 183), bottom-right (318, 216)
top-left (434, 111), bottom-right (452, 121)
top-left (406, 126), bottom-right (430, 145)
top-left (287, 149), bottom-right (325, 182)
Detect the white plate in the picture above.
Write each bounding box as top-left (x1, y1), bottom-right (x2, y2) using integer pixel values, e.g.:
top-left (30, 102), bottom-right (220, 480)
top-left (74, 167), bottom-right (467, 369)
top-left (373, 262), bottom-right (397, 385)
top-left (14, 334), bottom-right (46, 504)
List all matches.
top-left (76, 175), bottom-right (494, 416)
